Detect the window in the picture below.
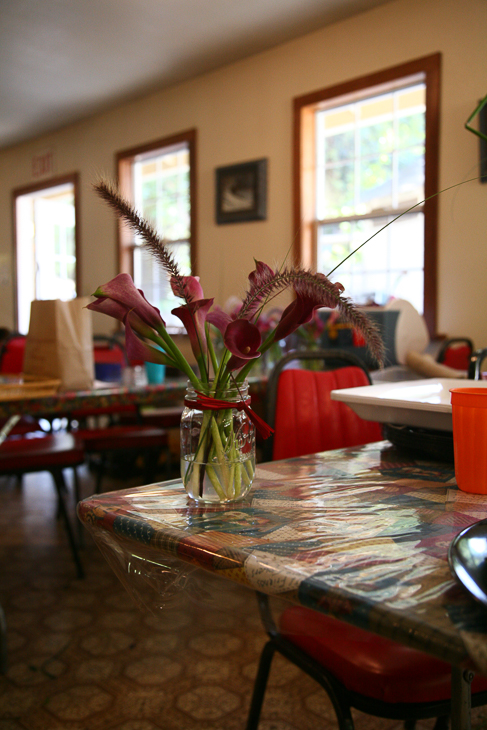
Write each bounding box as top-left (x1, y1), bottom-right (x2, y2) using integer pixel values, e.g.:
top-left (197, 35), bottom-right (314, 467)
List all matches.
top-left (294, 55), bottom-right (440, 335)
top-left (13, 174), bottom-right (79, 334)
top-left (117, 130), bottom-right (196, 329)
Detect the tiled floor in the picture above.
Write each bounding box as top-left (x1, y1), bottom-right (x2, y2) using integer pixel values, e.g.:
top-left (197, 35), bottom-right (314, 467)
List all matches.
top-left (1, 465), bottom-right (486, 729)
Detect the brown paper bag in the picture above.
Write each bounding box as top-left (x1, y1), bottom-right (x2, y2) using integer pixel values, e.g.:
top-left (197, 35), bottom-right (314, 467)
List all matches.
top-left (24, 298), bottom-right (94, 391)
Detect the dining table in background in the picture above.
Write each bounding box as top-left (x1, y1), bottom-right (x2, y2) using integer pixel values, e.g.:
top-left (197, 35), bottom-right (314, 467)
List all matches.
top-left (78, 440), bottom-right (487, 730)
top-left (0, 375), bottom-right (268, 421)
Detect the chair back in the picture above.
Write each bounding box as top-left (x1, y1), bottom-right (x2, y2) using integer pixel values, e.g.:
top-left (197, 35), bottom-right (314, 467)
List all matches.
top-left (437, 337), bottom-right (473, 371)
top-left (267, 349), bottom-right (383, 461)
top-left (0, 334), bottom-right (26, 374)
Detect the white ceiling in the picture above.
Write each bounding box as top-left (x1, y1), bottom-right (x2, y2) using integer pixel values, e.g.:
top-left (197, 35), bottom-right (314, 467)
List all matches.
top-left (1, 0), bottom-right (393, 151)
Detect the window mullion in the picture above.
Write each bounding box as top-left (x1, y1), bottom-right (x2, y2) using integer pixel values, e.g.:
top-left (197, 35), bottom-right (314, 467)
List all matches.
top-left (317, 204), bottom-right (424, 227)
top-left (355, 103), bottom-right (362, 214)
top-left (392, 91), bottom-right (399, 209)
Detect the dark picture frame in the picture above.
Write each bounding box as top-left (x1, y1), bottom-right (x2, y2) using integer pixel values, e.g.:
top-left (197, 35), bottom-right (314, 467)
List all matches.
top-left (479, 100), bottom-right (487, 183)
top-left (215, 158), bottom-right (267, 224)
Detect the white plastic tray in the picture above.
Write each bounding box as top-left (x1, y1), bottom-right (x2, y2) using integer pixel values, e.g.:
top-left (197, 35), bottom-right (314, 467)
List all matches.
top-left (331, 378), bottom-right (487, 432)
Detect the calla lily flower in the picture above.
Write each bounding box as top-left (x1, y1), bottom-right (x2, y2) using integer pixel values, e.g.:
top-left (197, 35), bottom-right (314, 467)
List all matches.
top-left (171, 275), bottom-right (204, 303)
top-left (274, 279), bottom-right (344, 341)
top-left (92, 273), bottom-right (165, 332)
top-left (124, 316), bottom-right (172, 366)
top-left (86, 296), bottom-right (156, 340)
top-left (224, 319), bottom-right (262, 372)
top-left (172, 298), bottom-right (214, 365)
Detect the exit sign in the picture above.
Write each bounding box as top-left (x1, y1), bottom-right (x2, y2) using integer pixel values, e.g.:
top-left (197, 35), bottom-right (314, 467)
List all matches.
top-left (32, 149), bottom-right (55, 178)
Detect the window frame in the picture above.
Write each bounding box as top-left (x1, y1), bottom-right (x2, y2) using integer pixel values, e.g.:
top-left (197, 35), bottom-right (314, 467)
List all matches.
top-left (293, 54), bottom-right (441, 336)
top-left (12, 172), bottom-right (80, 332)
top-left (116, 129), bottom-right (197, 281)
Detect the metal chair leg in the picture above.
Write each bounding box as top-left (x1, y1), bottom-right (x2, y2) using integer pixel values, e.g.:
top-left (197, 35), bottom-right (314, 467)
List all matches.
top-left (245, 640), bottom-right (277, 730)
top-left (72, 467), bottom-right (84, 546)
top-left (50, 468), bottom-right (84, 579)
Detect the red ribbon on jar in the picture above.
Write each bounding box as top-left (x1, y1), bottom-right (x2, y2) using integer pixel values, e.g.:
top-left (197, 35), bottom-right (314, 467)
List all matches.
top-left (184, 392), bottom-right (274, 440)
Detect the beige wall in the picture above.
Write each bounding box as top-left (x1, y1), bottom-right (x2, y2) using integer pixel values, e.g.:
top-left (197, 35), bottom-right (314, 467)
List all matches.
top-left (1, 0), bottom-right (486, 345)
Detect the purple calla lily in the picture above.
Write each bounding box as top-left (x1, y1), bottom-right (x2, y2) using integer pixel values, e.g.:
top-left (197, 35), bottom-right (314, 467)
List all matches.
top-left (86, 296), bottom-right (156, 340)
top-left (172, 298), bottom-right (214, 362)
top-left (93, 273), bottom-right (165, 332)
top-left (224, 319), bottom-right (262, 372)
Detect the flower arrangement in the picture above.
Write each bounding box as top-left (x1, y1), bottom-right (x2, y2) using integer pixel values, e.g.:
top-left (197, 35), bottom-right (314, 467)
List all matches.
top-left (88, 180), bottom-right (384, 501)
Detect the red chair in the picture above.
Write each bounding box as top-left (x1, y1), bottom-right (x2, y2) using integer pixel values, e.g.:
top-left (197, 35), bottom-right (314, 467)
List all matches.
top-left (265, 349), bottom-right (383, 462)
top-left (247, 593), bottom-right (487, 730)
top-left (436, 337), bottom-right (474, 372)
top-left (248, 350), bottom-right (487, 728)
top-left (0, 333), bottom-right (48, 435)
top-left (0, 432), bottom-right (85, 578)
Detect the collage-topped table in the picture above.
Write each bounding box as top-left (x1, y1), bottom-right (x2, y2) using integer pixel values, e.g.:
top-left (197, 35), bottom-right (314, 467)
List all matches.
top-left (78, 441), bottom-right (487, 728)
top-left (0, 376), bottom-right (267, 420)
top-left (0, 378), bottom-right (187, 419)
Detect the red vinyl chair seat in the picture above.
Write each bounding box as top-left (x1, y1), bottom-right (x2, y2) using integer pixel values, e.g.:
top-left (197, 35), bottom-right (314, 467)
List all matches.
top-left (0, 432), bottom-right (84, 472)
top-left (272, 366), bottom-right (383, 461)
top-left (77, 425), bottom-right (168, 452)
top-left (280, 605), bottom-right (487, 704)
top-left (120, 406), bottom-right (184, 430)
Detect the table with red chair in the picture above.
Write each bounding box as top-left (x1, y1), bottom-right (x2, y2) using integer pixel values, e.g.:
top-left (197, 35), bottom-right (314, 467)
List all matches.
top-left (78, 442), bottom-right (487, 730)
top-left (0, 378), bottom-right (192, 586)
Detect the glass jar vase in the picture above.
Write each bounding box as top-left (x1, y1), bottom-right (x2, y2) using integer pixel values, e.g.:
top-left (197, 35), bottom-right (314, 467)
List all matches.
top-left (180, 380), bottom-right (256, 503)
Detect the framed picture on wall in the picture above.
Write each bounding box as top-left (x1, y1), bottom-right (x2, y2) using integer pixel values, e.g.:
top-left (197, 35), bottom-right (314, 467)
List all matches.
top-left (480, 99), bottom-right (487, 183)
top-left (215, 158), bottom-right (267, 224)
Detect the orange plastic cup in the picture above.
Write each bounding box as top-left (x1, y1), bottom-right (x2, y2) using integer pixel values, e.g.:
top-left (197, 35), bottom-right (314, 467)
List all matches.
top-left (450, 388), bottom-right (487, 494)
